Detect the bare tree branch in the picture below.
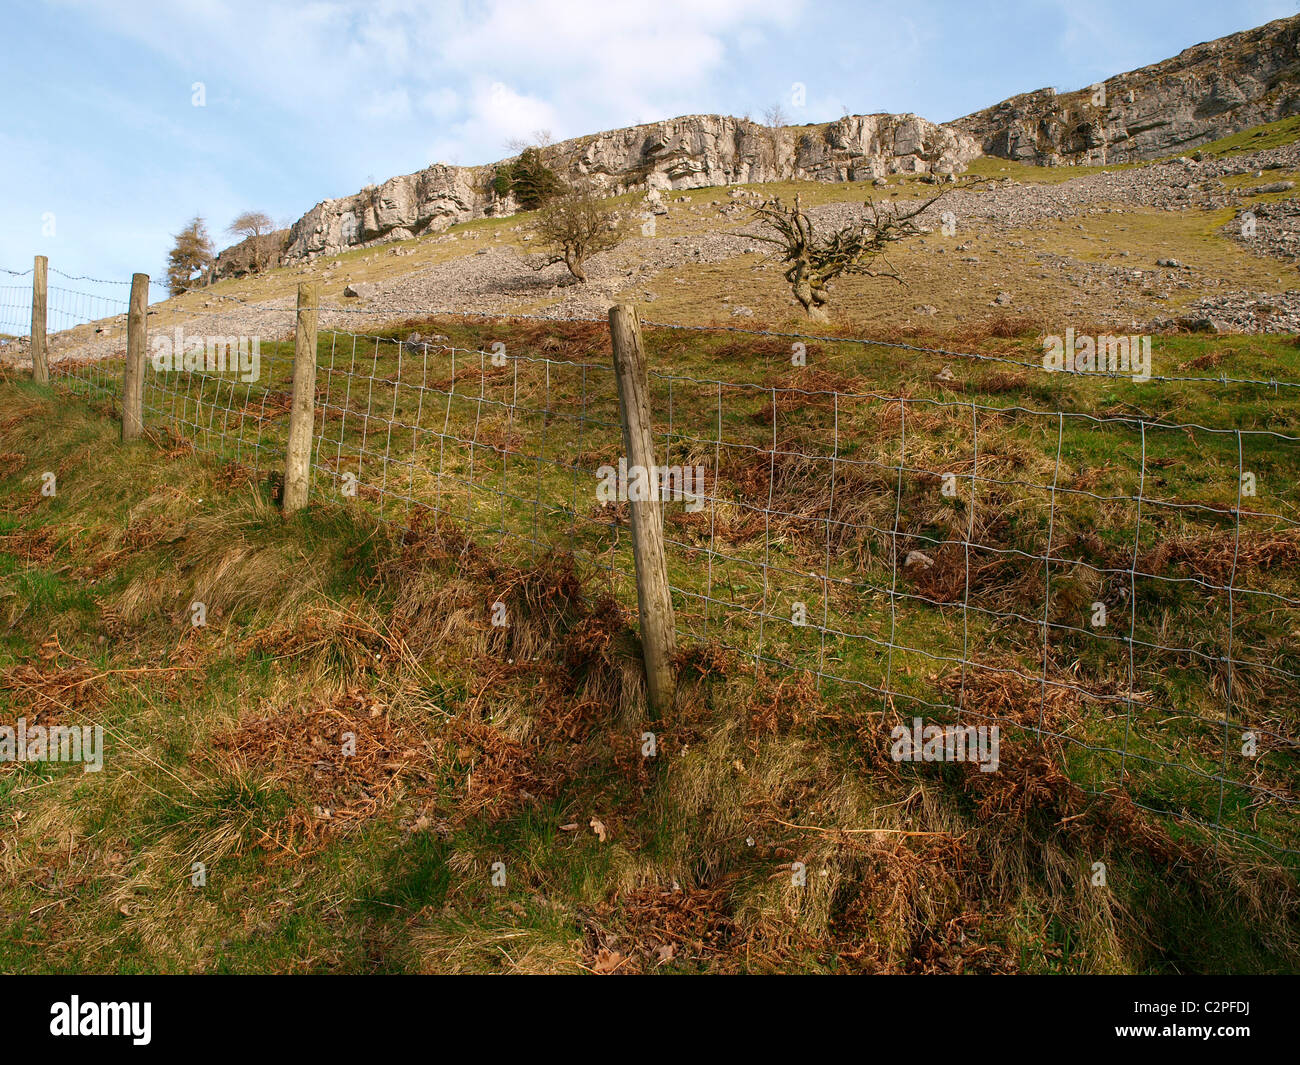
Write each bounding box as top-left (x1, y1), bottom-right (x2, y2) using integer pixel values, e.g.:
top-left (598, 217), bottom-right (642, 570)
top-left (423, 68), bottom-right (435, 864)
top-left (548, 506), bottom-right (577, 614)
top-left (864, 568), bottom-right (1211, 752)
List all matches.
top-left (746, 182), bottom-right (973, 320)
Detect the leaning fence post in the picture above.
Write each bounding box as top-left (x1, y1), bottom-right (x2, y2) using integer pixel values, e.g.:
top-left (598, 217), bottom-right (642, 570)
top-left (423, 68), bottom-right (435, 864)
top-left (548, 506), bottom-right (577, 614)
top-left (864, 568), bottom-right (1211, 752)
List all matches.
top-left (283, 282), bottom-right (319, 515)
top-left (609, 303), bottom-right (677, 714)
top-left (31, 255), bottom-right (48, 384)
top-left (121, 273), bottom-right (148, 441)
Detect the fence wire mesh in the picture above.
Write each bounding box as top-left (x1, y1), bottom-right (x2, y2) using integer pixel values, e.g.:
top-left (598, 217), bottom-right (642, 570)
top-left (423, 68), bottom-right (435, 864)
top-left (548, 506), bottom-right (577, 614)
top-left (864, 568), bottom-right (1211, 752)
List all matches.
top-left (9, 278), bottom-right (1300, 859)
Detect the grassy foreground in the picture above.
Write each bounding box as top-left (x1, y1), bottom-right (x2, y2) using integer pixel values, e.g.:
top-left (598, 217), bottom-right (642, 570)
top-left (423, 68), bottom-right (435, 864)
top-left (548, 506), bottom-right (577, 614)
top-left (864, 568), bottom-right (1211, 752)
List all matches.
top-left (2, 319), bottom-right (1300, 973)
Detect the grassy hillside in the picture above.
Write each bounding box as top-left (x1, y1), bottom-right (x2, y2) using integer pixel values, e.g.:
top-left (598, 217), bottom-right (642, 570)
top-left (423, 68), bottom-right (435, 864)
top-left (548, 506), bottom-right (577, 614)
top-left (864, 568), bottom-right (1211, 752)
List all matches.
top-left (116, 171), bottom-right (1298, 354)
top-left (1190, 114), bottom-right (1300, 159)
top-left (3, 314), bottom-right (1299, 973)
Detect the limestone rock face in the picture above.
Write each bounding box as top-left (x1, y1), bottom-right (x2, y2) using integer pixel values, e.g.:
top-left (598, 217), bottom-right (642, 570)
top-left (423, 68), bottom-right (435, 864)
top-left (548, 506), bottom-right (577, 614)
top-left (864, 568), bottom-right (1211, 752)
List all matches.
top-left (563, 113), bottom-right (978, 191)
top-left (268, 112), bottom-right (978, 266)
top-left (950, 14), bottom-right (1300, 165)
top-left (285, 164), bottom-right (486, 260)
top-left (797, 114), bottom-right (977, 181)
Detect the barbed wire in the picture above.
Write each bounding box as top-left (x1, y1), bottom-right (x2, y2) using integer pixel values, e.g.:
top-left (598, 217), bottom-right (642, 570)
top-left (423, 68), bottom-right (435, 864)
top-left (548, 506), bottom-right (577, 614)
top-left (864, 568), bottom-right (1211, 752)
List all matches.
top-left (0, 264), bottom-right (171, 288)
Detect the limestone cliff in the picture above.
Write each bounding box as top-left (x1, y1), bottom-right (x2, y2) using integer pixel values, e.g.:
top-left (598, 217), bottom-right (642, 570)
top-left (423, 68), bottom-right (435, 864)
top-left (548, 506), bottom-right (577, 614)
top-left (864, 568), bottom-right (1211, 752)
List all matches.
top-left (950, 14), bottom-right (1300, 165)
top-left (269, 112), bottom-right (977, 265)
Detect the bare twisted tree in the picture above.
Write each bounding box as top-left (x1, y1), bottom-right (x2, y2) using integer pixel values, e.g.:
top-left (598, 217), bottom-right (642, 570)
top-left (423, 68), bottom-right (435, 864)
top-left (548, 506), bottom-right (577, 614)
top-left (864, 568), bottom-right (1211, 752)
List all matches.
top-left (748, 187), bottom-right (958, 320)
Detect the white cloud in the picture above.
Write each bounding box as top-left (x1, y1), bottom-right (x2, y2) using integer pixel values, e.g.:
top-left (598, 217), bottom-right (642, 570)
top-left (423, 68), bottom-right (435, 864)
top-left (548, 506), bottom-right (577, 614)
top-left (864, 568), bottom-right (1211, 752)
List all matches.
top-left (481, 82), bottom-right (558, 143)
top-left (362, 87), bottom-right (413, 120)
top-left (419, 86), bottom-right (461, 117)
top-left (419, 0), bottom-right (800, 131)
top-left (54, 0), bottom-right (806, 167)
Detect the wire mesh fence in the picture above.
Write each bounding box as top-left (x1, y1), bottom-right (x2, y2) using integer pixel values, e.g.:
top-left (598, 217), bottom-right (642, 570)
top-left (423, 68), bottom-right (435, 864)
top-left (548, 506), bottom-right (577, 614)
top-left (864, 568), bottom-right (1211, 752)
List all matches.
top-left (0, 285), bottom-right (31, 344)
top-left (1, 281), bottom-right (131, 397)
top-left (5, 272), bottom-right (1300, 860)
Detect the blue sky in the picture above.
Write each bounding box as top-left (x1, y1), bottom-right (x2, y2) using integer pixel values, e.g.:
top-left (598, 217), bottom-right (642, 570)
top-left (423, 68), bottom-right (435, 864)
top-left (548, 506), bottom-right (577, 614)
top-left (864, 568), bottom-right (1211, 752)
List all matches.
top-left (2, 0), bottom-right (1295, 296)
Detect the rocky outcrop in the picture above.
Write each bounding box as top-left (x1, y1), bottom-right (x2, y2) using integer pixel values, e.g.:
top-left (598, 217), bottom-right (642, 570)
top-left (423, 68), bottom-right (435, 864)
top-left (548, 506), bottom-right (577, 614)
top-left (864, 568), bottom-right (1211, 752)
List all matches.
top-left (284, 163), bottom-right (489, 261)
top-left (560, 112), bottom-right (978, 190)
top-left (211, 229), bottom-right (289, 280)
top-left (267, 113), bottom-right (978, 266)
top-left (951, 14), bottom-right (1300, 165)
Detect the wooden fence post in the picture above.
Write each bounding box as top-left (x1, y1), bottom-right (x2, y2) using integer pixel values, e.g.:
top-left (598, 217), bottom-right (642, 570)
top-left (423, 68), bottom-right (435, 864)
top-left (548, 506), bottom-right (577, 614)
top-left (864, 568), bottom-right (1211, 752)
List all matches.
top-left (609, 303), bottom-right (677, 714)
top-left (283, 283), bottom-right (319, 515)
top-left (30, 255), bottom-right (48, 384)
top-left (121, 273), bottom-right (148, 441)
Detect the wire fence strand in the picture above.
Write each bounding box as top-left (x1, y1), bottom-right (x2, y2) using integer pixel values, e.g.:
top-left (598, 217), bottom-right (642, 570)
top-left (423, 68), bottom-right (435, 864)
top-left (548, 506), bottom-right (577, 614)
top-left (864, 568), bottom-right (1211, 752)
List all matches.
top-left (11, 279), bottom-right (1300, 859)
